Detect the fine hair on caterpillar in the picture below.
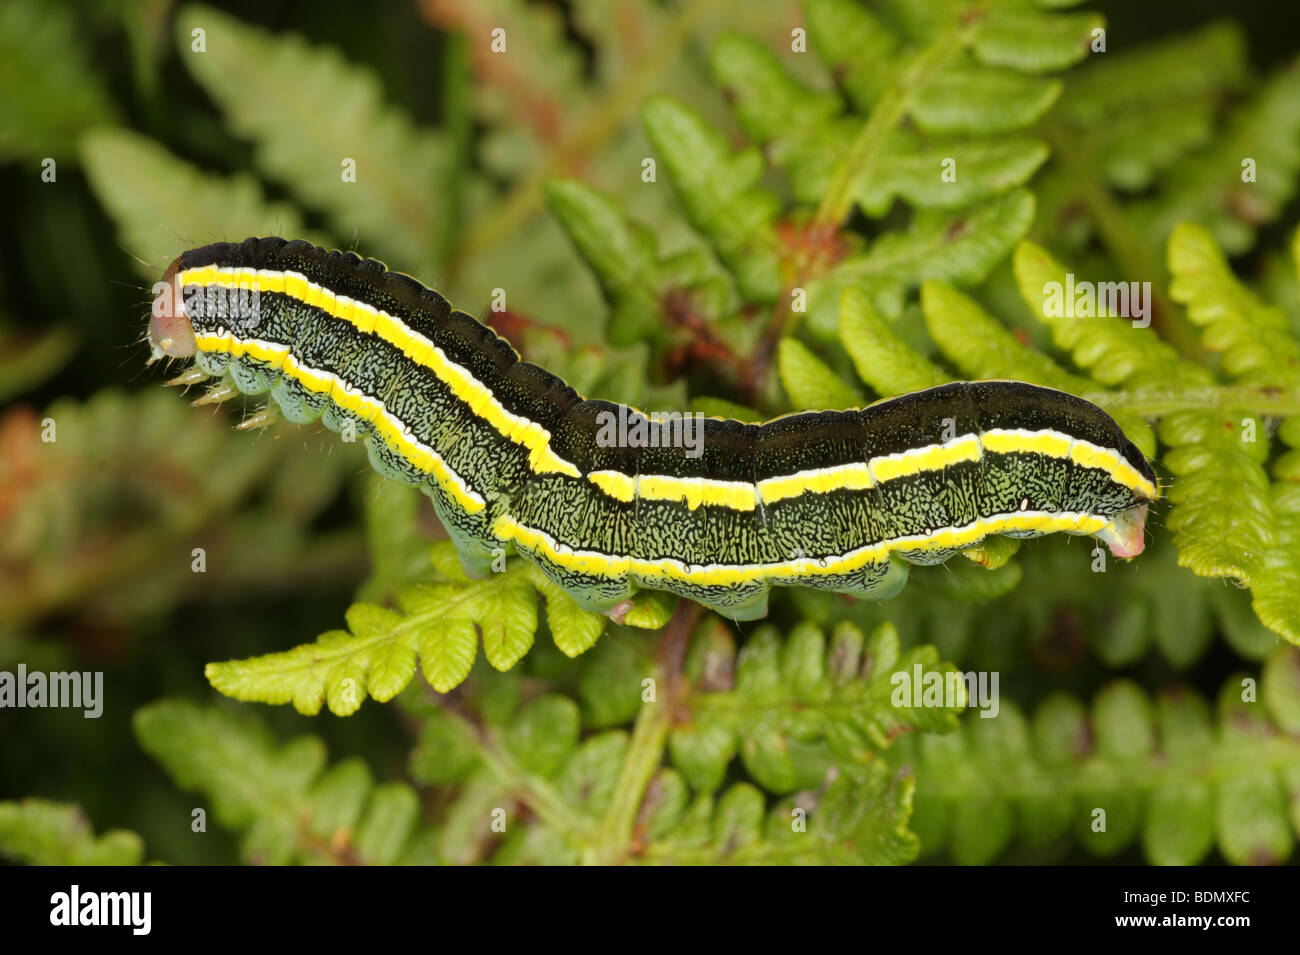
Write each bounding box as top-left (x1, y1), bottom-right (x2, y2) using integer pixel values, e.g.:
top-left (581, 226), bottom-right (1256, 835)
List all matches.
top-left (150, 236), bottom-right (1157, 621)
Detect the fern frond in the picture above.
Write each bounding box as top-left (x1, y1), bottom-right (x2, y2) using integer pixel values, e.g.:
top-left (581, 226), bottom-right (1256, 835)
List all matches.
top-left (393, 616), bottom-right (962, 864)
top-left (135, 700), bottom-right (435, 864)
top-left (709, 30), bottom-right (1048, 214)
top-left (1169, 222), bottom-right (1300, 391)
top-left (641, 763), bottom-right (919, 865)
top-left (838, 286), bottom-right (951, 395)
top-left (205, 541), bottom-right (671, 712)
top-left (709, 32), bottom-right (846, 208)
top-left (717, 24), bottom-right (1049, 218)
top-left (174, 4), bottom-right (450, 267)
top-left (1012, 240), bottom-right (1200, 390)
top-left (1162, 222), bottom-right (1300, 641)
top-left (405, 694), bottom-right (625, 864)
top-left (0, 0), bottom-right (119, 160)
top-left (545, 178), bottom-right (737, 348)
top-left (777, 337), bottom-right (863, 410)
top-left (969, 5), bottom-right (1103, 74)
top-left (1136, 59), bottom-right (1300, 257)
top-left (79, 129), bottom-right (327, 278)
top-left (1036, 241), bottom-right (1295, 646)
top-left (1053, 23), bottom-right (1245, 192)
top-left (0, 799), bottom-right (145, 866)
top-left (836, 189), bottom-right (1038, 289)
top-left (920, 279), bottom-right (1156, 454)
top-left (802, 189), bottom-right (1037, 338)
top-left (1036, 20), bottom-right (1300, 319)
top-left (0, 321), bottom-right (77, 404)
top-left (800, 0), bottom-right (1095, 225)
top-left (897, 649), bottom-right (1300, 864)
top-left (0, 390), bottom-right (357, 633)
top-left (641, 96), bottom-right (784, 302)
top-left (669, 620), bottom-right (965, 794)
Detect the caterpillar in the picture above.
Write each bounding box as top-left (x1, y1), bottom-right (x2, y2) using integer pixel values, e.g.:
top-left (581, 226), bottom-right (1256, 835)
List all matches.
top-left (149, 236), bottom-right (1156, 621)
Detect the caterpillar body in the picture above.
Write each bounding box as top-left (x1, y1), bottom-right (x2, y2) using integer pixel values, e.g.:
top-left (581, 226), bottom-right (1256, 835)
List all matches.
top-left (150, 237), bottom-right (1156, 621)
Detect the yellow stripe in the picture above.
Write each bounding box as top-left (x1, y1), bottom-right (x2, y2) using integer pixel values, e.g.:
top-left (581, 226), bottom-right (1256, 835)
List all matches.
top-left (182, 266), bottom-right (580, 479)
top-left (758, 463), bottom-right (873, 504)
top-left (581, 435), bottom-right (976, 510)
top-left (588, 470), bottom-right (761, 510)
top-left (984, 428), bottom-right (1157, 499)
top-left (636, 474), bottom-right (757, 511)
top-left (868, 434), bottom-right (982, 483)
top-left (580, 427), bottom-right (1152, 509)
top-left (981, 428), bottom-right (1072, 460)
top-left (1069, 440), bottom-right (1154, 498)
top-left (194, 329), bottom-right (486, 514)
top-left (587, 470), bottom-right (636, 503)
top-left (492, 510), bottom-right (1109, 586)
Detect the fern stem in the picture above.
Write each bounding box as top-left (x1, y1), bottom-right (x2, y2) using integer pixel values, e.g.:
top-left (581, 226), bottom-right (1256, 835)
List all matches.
top-left (586, 600), bottom-right (699, 864)
top-left (1087, 385), bottom-right (1300, 418)
top-left (456, 0), bottom-right (721, 264)
top-left (812, 24), bottom-right (966, 229)
top-left (1038, 116), bottom-right (1202, 357)
top-left (586, 695), bottom-right (671, 865)
top-left (434, 31), bottom-right (471, 276)
top-left (474, 724), bottom-right (593, 840)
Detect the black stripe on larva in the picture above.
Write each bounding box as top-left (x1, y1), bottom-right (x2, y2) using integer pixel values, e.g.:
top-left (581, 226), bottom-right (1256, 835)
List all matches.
top-left (637, 417), bottom-right (756, 484)
top-left (494, 361), bottom-right (583, 440)
top-left (552, 399), bottom-right (636, 474)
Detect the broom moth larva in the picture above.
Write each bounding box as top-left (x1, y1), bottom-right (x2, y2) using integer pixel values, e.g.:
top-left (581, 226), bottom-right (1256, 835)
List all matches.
top-left (151, 237), bottom-right (1156, 621)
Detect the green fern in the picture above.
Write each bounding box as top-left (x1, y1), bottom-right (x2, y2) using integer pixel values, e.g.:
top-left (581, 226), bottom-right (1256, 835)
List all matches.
top-left (818, 222), bottom-right (1300, 646)
top-left (0, 0), bottom-right (119, 161)
top-left (641, 97), bottom-right (785, 304)
top-left (0, 389), bottom-right (359, 635)
top-left (776, 337), bottom-right (863, 410)
top-left (134, 700), bottom-right (437, 864)
top-left (0, 800), bottom-right (145, 866)
top-left (639, 763), bottom-right (918, 865)
top-left (1029, 19), bottom-right (1300, 351)
top-left (206, 541), bottom-right (672, 710)
top-left (173, 4), bottom-right (452, 268)
top-left (80, 128), bottom-right (329, 278)
top-left (545, 177), bottom-right (739, 350)
top-left (669, 620), bottom-right (964, 794)
top-left (1166, 223), bottom-right (1300, 640)
top-left (897, 647), bottom-right (1300, 864)
top-left (396, 616), bottom-right (960, 864)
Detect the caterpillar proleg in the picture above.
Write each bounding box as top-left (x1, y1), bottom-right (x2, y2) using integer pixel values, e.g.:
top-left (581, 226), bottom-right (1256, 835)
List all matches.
top-left (151, 237), bottom-right (1157, 621)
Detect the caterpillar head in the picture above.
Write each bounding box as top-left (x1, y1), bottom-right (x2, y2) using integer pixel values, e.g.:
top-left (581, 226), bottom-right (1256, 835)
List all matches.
top-left (149, 256), bottom-right (198, 360)
top-left (1098, 501), bottom-right (1149, 559)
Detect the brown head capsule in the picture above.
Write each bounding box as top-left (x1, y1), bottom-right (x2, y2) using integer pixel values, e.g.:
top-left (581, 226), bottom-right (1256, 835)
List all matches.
top-left (149, 255), bottom-right (198, 359)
